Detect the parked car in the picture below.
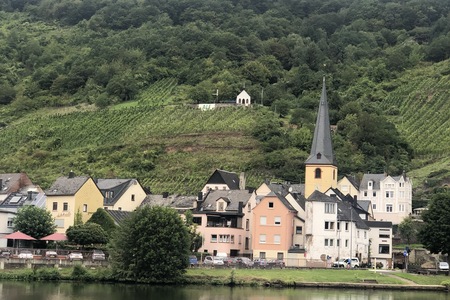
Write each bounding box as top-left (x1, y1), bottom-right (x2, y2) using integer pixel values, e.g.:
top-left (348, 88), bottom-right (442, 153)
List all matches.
top-left (203, 256), bottom-right (224, 266)
top-left (189, 255), bottom-right (198, 267)
top-left (253, 258), bottom-right (269, 268)
top-left (0, 250), bottom-right (11, 258)
top-left (268, 259), bottom-right (285, 268)
top-left (332, 258), bottom-right (360, 268)
top-left (44, 250), bottom-right (58, 259)
top-left (439, 262), bottom-right (449, 271)
top-left (92, 250), bottom-right (106, 261)
top-left (18, 250), bottom-right (33, 259)
top-left (67, 252), bottom-right (83, 261)
top-left (233, 257), bottom-right (254, 268)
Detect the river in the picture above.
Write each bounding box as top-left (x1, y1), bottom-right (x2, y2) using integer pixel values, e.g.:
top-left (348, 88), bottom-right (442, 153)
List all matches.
top-left (0, 281), bottom-right (448, 300)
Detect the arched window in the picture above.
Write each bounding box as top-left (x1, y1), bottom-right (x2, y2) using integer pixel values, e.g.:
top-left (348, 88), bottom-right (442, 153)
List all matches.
top-left (316, 153), bottom-right (322, 159)
top-left (315, 168), bottom-right (322, 179)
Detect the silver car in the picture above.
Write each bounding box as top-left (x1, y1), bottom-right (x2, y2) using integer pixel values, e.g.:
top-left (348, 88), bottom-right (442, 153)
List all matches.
top-left (18, 250), bottom-right (33, 259)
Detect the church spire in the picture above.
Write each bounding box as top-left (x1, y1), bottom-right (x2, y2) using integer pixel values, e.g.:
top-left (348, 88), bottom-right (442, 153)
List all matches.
top-left (305, 77), bottom-right (336, 166)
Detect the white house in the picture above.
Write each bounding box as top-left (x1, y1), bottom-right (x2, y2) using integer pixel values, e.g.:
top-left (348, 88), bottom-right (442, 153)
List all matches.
top-left (236, 90), bottom-right (251, 106)
top-left (359, 173), bottom-right (412, 224)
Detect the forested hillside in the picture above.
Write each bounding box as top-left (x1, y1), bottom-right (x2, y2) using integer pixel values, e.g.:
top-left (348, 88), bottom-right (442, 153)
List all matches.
top-left (0, 0), bottom-right (449, 195)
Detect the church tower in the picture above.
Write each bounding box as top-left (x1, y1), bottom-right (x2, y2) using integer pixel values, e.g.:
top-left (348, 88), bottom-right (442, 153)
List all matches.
top-left (304, 78), bottom-right (338, 198)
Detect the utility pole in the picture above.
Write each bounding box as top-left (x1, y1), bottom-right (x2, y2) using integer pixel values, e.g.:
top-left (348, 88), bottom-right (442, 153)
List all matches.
top-left (261, 88), bottom-right (264, 106)
top-left (213, 89), bottom-right (218, 103)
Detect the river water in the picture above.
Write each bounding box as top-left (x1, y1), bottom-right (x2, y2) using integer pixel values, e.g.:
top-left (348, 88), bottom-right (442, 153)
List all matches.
top-left (0, 281), bottom-right (448, 300)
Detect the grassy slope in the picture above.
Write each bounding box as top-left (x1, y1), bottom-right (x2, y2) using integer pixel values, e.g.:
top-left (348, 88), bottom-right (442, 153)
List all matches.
top-left (0, 104), bottom-right (273, 193)
top-left (381, 60), bottom-right (450, 189)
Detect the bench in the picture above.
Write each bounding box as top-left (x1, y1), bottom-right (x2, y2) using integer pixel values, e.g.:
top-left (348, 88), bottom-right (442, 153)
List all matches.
top-left (362, 279), bottom-right (378, 283)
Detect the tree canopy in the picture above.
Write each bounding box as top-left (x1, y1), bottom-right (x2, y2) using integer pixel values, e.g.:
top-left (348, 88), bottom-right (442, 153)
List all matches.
top-left (419, 191), bottom-right (450, 255)
top-left (109, 206), bottom-right (190, 282)
top-left (66, 222), bottom-right (109, 246)
top-left (13, 205), bottom-right (56, 239)
top-left (87, 208), bottom-right (117, 237)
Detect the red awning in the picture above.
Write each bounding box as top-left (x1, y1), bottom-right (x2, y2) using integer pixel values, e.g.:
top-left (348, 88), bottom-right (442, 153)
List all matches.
top-left (40, 233), bottom-right (68, 241)
top-left (2, 231), bottom-right (36, 240)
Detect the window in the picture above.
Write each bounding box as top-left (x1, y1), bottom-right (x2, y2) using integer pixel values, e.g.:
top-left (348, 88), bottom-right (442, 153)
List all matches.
top-left (345, 222), bottom-right (349, 231)
top-left (219, 235), bottom-right (231, 243)
top-left (337, 239), bottom-right (340, 247)
top-left (325, 239), bottom-right (334, 247)
top-left (277, 252), bottom-right (284, 260)
top-left (386, 204), bottom-right (393, 212)
top-left (247, 203), bottom-right (251, 212)
top-left (55, 219), bottom-right (64, 228)
top-left (368, 181), bottom-right (372, 188)
top-left (274, 234), bottom-right (281, 244)
top-left (364, 231), bottom-right (367, 239)
top-left (379, 244), bottom-right (390, 254)
top-left (52, 202), bottom-right (58, 211)
top-left (131, 194), bottom-right (135, 201)
top-left (325, 203), bottom-right (335, 214)
top-left (246, 219), bottom-right (249, 231)
top-left (118, 207), bottom-right (122, 211)
top-left (372, 204), bottom-right (377, 210)
top-left (315, 168), bottom-right (322, 179)
top-left (62, 202), bottom-right (68, 211)
top-left (357, 230), bottom-right (360, 238)
top-left (260, 252), bottom-right (266, 259)
top-left (379, 229), bottom-right (390, 239)
top-left (325, 221), bottom-right (335, 230)
top-left (268, 202), bottom-right (274, 208)
top-left (245, 238), bottom-right (249, 250)
top-left (345, 239), bottom-right (349, 247)
top-left (317, 153), bottom-right (322, 159)
top-left (211, 234), bottom-right (217, 243)
top-left (218, 202), bottom-right (224, 211)
top-left (364, 191), bottom-right (367, 197)
top-left (373, 192), bottom-right (377, 197)
top-left (296, 226), bottom-right (303, 234)
top-left (386, 191), bottom-right (394, 198)
top-left (83, 204), bottom-right (87, 212)
top-left (260, 216), bottom-right (267, 225)
top-left (399, 204), bottom-right (405, 212)
top-left (7, 218), bottom-right (13, 228)
top-left (274, 216), bottom-right (281, 225)
top-left (337, 222), bottom-right (340, 230)
top-left (259, 234), bottom-right (266, 244)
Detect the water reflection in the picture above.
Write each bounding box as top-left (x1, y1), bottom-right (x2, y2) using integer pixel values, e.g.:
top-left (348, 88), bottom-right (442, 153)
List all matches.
top-left (0, 282), bottom-right (448, 300)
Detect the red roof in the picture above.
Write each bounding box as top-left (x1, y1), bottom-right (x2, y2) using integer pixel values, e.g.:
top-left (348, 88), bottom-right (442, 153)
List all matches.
top-left (2, 231), bottom-right (36, 240)
top-left (40, 233), bottom-right (68, 241)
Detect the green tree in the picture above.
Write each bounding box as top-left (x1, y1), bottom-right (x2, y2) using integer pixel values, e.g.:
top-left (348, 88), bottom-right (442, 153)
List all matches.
top-left (66, 223), bottom-right (109, 246)
top-left (398, 216), bottom-right (416, 245)
top-left (110, 206), bottom-right (190, 282)
top-left (74, 209), bottom-right (83, 225)
top-left (13, 206), bottom-right (56, 239)
top-left (87, 208), bottom-right (117, 237)
top-left (184, 210), bottom-right (202, 252)
top-left (419, 192), bottom-right (450, 255)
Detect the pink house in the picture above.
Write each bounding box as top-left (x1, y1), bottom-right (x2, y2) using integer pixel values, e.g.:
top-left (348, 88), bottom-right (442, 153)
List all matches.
top-left (252, 192), bottom-right (297, 261)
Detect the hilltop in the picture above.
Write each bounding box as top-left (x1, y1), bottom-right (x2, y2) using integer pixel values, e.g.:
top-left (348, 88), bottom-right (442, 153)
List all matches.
top-left (0, 0), bottom-right (449, 197)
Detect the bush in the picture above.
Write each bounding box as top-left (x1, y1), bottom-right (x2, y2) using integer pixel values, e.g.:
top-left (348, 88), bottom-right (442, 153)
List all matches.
top-left (376, 262), bottom-right (384, 269)
top-left (71, 264), bottom-right (88, 279)
top-left (35, 267), bottom-right (61, 281)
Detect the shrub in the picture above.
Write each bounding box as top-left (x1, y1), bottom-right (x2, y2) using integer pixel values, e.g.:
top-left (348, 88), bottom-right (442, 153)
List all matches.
top-left (71, 264), bottom-right (88, 279)
top-left (35, 267), bottom-right (61, 281)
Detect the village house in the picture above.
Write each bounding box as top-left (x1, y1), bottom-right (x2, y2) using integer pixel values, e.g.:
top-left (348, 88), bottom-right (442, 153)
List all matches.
top-left (45, 172), bottom-right (103, 233)
top-left (96, 178), bottom-right (147, 211)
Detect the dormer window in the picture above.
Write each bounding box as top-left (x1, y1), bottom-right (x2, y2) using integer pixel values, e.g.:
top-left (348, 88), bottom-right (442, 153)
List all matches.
top-left (315, 168), bottom-right (322, 179)
top-left (316, 153), bottom-right (322, 159)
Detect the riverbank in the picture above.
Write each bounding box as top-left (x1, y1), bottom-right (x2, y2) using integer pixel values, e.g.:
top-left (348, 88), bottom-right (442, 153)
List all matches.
top-left (0, 266), bottom-right (448, 292)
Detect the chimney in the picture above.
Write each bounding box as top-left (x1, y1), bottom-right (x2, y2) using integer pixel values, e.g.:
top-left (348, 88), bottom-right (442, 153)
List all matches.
top-left (162, 192), bottom-right (169, 199)
top-left (238, 201), bottom-right (243, 214)
top-left (239, 172), bottom-right (246, 190)
top-left (27, 191), bottom-right (33, 201)
top-left (68, 171), bottom-right (75, 178)
top-left (197, 192), bottom-right (203, 201)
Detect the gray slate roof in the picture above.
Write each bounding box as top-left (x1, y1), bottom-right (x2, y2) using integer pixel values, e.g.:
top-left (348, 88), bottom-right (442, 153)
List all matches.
top-left (45, 176), bottom-right (89, 196)
top-left (337, 201), bottom-right (370, 230)
top-left (359, 174), bottom-right (386, 190)
top-left (205, 169), bottom-right (240, 190)
top-left (307, 190), bottom-right (339, 202)
top-left (0, 173), bottom-right (33, 195)
top-left (358, 200), bottom-right (371, 212)
top-left (305, 78), bottom-right (336, 166)
top-left (141, 194), bottom-right (196, 209)
top-left (365, 220), bottom-right (392, 228)
top-left (105, 210), bottom-right (131, 226)
top-left (96, 178), bottom-right (137, 206)
top-left (198, 189), bottom-right (252, 213)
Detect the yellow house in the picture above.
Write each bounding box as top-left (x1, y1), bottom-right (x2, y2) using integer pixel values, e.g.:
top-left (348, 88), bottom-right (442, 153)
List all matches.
top-left (304, 78), bottom-right (338, 198)
top-left (45, 173), bottom-right (104, 233)
top-left (96, 178), bottom-right (147, 211)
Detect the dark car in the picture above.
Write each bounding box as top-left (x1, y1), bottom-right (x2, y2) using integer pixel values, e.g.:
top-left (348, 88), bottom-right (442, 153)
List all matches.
top-left (0, 250), bottom-right (11, 258)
